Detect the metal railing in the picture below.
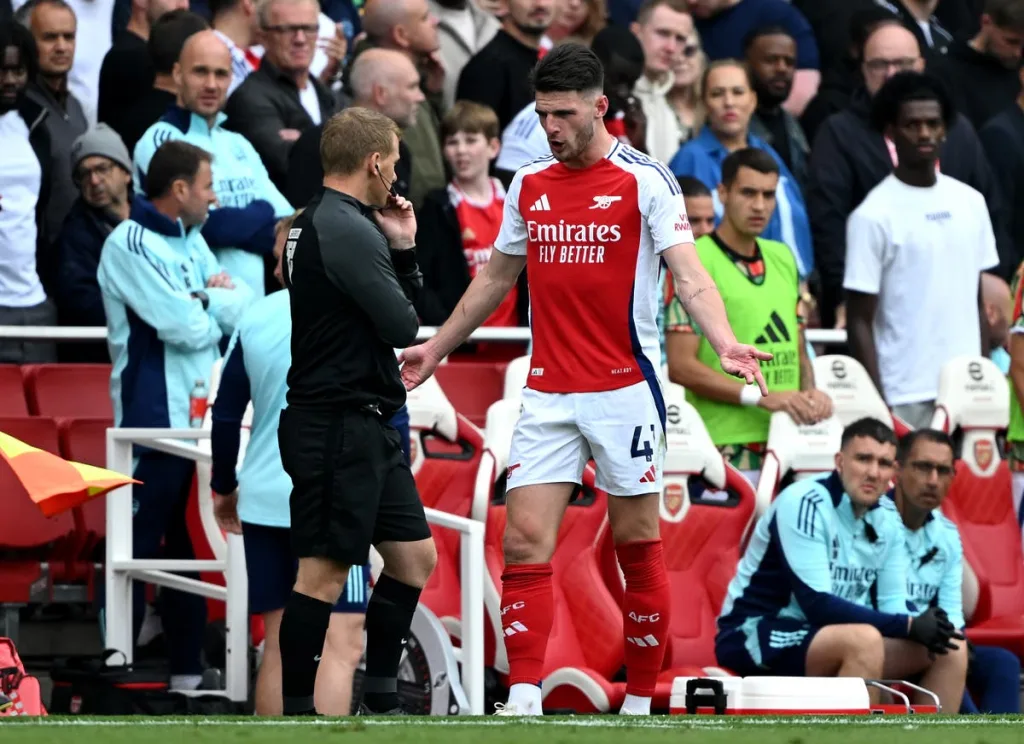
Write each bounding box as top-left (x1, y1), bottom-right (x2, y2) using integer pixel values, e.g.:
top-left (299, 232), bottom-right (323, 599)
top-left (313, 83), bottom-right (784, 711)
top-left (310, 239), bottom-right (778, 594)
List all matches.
top-left (0, 325), bottom-right (850, 346)
top-left (105, 428), bottom-right (486, 714)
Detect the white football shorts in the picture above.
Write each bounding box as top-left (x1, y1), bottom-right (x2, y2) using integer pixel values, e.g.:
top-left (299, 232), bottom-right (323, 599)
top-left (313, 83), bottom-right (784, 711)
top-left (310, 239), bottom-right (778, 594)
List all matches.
top-left (505, 380), bottom-right (667, 496)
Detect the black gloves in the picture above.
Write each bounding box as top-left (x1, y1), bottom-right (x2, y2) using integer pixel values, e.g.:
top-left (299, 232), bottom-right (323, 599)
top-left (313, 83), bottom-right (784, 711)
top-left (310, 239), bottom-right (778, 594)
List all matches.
top-left (908, 607), bottom-right (965, 655)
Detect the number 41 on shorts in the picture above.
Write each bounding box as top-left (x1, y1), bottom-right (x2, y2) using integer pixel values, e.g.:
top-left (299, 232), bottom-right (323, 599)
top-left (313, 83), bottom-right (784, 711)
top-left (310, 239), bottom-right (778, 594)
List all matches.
top-left (631, 424), bottom-right (656, 462)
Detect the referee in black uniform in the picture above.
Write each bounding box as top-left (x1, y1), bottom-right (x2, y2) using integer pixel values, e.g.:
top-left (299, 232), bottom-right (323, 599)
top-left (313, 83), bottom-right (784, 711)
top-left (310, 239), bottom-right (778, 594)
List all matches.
top-left (277, 107), bottom-right (437, 716)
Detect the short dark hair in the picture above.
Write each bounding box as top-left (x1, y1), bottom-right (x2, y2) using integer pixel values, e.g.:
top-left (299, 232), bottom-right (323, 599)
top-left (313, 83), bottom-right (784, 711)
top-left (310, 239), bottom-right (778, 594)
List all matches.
top-left (149, 10), bottom-right (209, 75)
top-left (146, 140), bottom-right (212, 199)
top-left (870, 71), bottom-right (955, 132)
top-left (841, 417), bottom-right (897, 449)
top-left (896, 429), bottom-right (955, 464)
top-left (15, 0), bottom-right (75, 27)
top-left (851, 10), bottom-right (903, 61)
top-left (532, 42), bottom-right (604, 96)
top-left (985, 0), bottom-right (1024, 31)
top-left (0, 21), bottom-right (39, 80)
top-left (721, 147), bottom-right (779, 187)
top-left (742, 24), bottom-right (794, 54)
top-left (678, 175), bottom-right (712, 199)
top-left (591, 24), bottom-right (644, 69)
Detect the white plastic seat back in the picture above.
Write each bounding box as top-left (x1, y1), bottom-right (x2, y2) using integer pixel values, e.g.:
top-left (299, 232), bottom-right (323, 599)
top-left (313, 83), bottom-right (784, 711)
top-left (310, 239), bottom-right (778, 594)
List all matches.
top-left (660, 383), bottom-right (727, 523)
top-left (931, 355), bottom-right (1008, 478)
top-left (503, 355), bottom-right (531, 400)
top-left (405, 373), bottom-right (460, 475)
top-left (756, 412), bottom-right (843, 515)
top-left (812, 355), bottom-right (893, 428)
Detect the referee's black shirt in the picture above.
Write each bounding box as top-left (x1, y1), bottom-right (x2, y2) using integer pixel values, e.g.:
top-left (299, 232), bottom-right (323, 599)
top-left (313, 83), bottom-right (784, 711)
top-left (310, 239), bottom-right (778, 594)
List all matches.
top-left (283, 187), bottom-right (421, 419)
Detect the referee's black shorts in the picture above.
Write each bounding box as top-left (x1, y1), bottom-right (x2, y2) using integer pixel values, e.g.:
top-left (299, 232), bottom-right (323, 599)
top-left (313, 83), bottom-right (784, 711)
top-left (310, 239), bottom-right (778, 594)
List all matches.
top-left (278, 405), bottom-right (431, 567)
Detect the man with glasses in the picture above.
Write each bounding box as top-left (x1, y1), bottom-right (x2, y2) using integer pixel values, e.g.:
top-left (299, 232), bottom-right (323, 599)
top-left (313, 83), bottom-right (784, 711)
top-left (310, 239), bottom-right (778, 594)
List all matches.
top-left (53, 124), bottom-right (132, 359)
top-left (225, 0), bottom-right (337, 190)
top-left (806, 21), bottom-right (1010, 331)
top-left (886, 429), bottom-right (1020, 714)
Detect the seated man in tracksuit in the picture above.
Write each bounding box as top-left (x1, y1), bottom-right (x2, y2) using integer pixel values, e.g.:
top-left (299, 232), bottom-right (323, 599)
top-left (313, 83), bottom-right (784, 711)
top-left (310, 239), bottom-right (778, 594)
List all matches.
top-left (716, 417), bottom-right (965, 711)
top-left (98, 139), bottom-right (254, 689)
top-left (887, 429), bottom-right (1020, 714)
top-left (134, 30), bottom-right (293, 298)
top-left (210, 212), bottom-right (371, 716)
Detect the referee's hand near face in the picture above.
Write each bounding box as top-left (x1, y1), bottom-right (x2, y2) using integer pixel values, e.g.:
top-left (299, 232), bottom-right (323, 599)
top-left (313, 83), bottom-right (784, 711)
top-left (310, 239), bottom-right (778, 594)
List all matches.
top-left (276, 107), bottom-right (437, 717)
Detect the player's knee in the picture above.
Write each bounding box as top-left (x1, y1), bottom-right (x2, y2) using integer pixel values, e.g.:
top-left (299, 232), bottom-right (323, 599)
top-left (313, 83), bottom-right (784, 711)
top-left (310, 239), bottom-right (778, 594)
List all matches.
top-left (846, 625), bottom-right (884, 673)
top-left (503, 513), bottom-right (557, 564)
top-left (937, 638), bottom-right (969, 674)
top-left (295, 557), bottom-right (350, 602)
top-left (381, 537), bottom-right (437, 589)
top-left (607, 494), bottom-right (660, 544)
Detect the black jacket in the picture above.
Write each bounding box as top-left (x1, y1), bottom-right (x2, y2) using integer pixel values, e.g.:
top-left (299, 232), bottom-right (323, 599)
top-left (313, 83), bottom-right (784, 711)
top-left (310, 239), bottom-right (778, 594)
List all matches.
top-left (806, 87), bottom-right (1011, 321)
top-left (980, 106), bottom-right (1024, 277)
top-left (225, 61), bottom-right (338, 191)
top-left (930, 40), bottom-right (1022, 132)
top-left (12, 96), bottom-right (55, 297)
top-left (284, 188), bottom-right (421, 418)
top-left (54, 196), bottom-right (125, 328)
top-left (414, 186), bottom-right (530, 327)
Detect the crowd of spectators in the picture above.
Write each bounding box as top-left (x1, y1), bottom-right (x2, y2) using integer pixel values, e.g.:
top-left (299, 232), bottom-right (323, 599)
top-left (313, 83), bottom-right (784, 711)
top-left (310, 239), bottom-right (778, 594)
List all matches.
top-left (1, 0), bottom-right (1023, 711)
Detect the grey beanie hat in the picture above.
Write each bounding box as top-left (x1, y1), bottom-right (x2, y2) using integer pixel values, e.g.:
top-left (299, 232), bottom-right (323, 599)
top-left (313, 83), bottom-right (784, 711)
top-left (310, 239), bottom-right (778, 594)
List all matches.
top-left (70, 123), bottom-right (133, 176)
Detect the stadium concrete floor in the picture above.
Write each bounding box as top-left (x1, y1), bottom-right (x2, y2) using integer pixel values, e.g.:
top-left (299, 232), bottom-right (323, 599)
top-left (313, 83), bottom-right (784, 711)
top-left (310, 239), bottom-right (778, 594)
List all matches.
top-left (1, 716), bottom-right (1023, 743)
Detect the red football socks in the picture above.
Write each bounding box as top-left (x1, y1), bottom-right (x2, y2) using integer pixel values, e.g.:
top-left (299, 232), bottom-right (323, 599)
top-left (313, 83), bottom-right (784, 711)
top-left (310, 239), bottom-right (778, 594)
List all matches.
top-left (499, 563), bottom-right (554, 686)
top-left (616, 539), bottom-right (671, 697)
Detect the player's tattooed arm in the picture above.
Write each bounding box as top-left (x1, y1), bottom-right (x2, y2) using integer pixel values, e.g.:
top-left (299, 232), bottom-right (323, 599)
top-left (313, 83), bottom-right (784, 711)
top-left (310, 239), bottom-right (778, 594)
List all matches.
top-left (681, 284), bottom-right (717, 305)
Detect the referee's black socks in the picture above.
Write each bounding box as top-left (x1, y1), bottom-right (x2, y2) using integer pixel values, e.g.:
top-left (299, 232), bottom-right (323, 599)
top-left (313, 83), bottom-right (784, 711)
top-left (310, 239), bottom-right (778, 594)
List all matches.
top-left (280, 590), bottom-right (333, 715)
top-left (362, 574), bottom-right (422, 713)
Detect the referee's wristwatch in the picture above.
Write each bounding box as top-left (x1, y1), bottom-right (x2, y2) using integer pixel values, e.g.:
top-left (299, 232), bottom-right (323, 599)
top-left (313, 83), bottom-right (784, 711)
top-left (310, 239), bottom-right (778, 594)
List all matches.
top-left (191, 291), bottom-right (210, 310)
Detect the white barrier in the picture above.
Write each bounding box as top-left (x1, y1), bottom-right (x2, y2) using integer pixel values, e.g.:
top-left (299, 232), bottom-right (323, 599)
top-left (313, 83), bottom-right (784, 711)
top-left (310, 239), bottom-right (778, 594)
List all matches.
top-left (105, 427), bottom-right (486, 714)
top-left (0, 325), bottom-right (850, 345)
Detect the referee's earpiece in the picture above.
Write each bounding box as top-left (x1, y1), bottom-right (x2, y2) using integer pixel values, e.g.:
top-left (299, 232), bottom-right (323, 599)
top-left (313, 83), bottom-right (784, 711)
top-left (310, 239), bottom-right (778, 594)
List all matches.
top-left (375, 162), bottom-right (398, 198)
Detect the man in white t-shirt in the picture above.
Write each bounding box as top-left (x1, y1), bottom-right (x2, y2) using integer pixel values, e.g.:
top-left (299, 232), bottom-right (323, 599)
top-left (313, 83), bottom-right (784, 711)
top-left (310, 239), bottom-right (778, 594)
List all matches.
top-left (844, 71), bottom-right (1000, 429)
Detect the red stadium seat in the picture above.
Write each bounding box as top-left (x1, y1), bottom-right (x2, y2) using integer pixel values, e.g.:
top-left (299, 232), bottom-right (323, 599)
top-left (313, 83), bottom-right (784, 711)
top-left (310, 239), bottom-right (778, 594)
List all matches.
top-left (23, 364), bottom-right (112, 418)
top-left (435, 361), bottom-right (507, 427)
top-left (931, 356), bottom-right (1024, 659)
top-left (0, 366), bottom-right (29, 416)
top-left (0, 417), bottom-right (76, 603)
top-left (58, 417), bottom-right (114, 550)
top-left (405, 377), bottom-right (484, 642)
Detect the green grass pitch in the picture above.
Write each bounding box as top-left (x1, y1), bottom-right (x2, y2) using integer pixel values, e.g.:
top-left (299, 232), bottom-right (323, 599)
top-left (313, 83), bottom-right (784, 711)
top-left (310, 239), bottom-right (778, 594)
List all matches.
top-left (2, 716), bottom-right (1024, 744)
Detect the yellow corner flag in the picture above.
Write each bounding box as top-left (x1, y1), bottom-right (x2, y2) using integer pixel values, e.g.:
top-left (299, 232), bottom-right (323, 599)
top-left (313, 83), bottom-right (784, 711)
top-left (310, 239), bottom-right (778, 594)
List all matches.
top-left (0, 431), bottom-right (139, 518)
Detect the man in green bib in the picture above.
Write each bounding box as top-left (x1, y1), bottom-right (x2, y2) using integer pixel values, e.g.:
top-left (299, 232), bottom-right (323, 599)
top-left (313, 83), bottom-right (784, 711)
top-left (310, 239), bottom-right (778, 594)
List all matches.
top-left (665, 148), bottom-right (832, 483)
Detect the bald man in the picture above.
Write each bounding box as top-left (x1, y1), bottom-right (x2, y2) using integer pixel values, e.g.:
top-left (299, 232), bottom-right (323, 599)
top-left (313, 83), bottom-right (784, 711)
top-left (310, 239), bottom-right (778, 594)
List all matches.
top-left (133, 30), bottom-right (295, 298)
top-left (357, 0), bottom-right (446, 209)
top-left (806, 22), bottom-right (1009, 329)
top-left (983, 272), bottom-right (1011, 372)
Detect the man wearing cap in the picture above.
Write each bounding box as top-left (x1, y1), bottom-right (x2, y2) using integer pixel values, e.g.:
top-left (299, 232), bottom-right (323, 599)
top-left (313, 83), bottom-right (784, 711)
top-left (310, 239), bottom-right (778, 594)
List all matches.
top-left (54, 123), bottom-right (133, 359)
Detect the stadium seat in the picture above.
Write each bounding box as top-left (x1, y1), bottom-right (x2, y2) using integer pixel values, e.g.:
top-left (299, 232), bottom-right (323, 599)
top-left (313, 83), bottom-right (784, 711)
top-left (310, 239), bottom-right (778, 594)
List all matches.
top-left (58, 417), bottom-right (114, 552)
top-left (0, 366), bottom-right (29, 416)
top-left (755, 412), bottom-right (843, 515)
top-left (22, 364), bottom-right (113, 418)
top-left (502, 355), bottom-right (531, 399)
top-left (406, 375), bottom-right (485, 643)
top-left (929, 356), bottom-right (1024, 659)
top-left (0, 416), bottom-right (76, 603)
top-left (812, 355), bottom-right (893, 428)
top-left (435, 361), bottom-right (507, 427)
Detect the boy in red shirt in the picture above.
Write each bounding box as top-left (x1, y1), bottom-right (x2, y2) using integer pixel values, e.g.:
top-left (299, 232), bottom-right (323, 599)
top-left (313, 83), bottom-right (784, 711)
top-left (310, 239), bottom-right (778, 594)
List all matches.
top-left (415, 101), bottom-right (529, 356)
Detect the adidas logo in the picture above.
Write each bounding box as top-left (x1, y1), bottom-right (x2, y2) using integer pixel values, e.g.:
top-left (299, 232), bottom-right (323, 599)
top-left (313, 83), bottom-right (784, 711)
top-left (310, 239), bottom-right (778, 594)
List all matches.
top-left (626, 635), bottom-right (660, 647)
top-left (503, 621), bottom-right (528, 637)
top-left (529, 194), bottom-right (551, 212)
top-left (754, 311), bottom-right (792, 345)
top-left (638, 464), bottom-right (657, 484)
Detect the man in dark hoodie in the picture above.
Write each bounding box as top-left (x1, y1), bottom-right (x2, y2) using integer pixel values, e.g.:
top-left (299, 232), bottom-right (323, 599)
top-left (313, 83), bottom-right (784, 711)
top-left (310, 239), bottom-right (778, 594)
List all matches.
top-left (980, 60), bottom-right (1024, 273)
top-left (930, 0), bottom-right (1024, 132)
top-left (0, 20), bottom-right (57, 364)
top-left (806, 22), bottom-right (1011, 329)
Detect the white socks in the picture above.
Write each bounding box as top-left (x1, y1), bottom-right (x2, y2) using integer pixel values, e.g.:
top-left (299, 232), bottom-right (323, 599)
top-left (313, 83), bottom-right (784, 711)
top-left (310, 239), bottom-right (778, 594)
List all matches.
top-left (619, 693), bottom-right (652, 715)
top-left (506, 683), bottom-right (543, 714)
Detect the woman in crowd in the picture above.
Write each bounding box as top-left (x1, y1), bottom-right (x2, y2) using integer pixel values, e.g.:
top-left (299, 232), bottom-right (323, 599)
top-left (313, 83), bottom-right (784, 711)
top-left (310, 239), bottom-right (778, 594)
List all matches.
top-left (665, 30), bottom-right (705, 144)
top-left (669, 59), bottom-right (813, 279)
top-left (547, 0), bottom-right (607, 46)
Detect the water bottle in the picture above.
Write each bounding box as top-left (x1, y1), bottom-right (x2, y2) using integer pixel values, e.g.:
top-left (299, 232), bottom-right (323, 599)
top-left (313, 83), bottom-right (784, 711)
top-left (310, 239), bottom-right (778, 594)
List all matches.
top-left (189, 379), bottom-right (208, 428)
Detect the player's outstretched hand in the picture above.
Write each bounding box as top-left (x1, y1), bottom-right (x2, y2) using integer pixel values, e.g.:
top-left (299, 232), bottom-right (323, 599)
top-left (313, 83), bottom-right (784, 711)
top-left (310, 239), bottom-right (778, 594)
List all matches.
top-left (399, 343), bottom-right (441, 391)
top-left (719, 343), bottom-right (773, 396)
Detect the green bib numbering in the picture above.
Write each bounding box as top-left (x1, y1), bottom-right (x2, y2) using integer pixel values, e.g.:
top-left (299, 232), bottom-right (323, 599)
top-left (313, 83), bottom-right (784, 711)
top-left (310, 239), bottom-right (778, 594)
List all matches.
top-left (686, 235), bottom-right (801, 447)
